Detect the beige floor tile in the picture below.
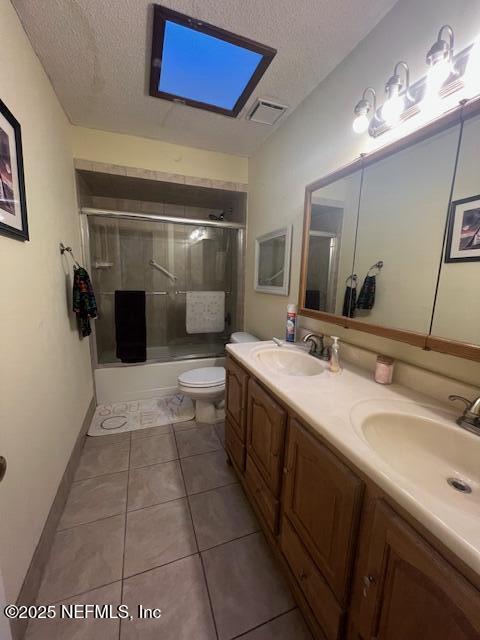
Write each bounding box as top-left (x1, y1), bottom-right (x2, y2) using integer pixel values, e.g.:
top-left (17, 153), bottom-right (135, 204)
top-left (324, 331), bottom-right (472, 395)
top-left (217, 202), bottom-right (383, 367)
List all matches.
top-left (26, 582), bottom-right (121, 640)
top-left (131, 424), bottom-right (172, 440)
top-left (128, 461), bottom-right (185, 510)
top-left (59, 472), bottom-right (127, 530)
top-left (83, 433), bottom-right (131, 449)
top-left (189, 484), bottom-right (259, 550)
top-left (236, 610), bottom-right (312, 639)
top-left (124, 499), bottom-right (197, 577)
top-left (121, 555), bottom-right (216, 640)
top-left (37, 515), bottom-right (125, 604)
top-left (181, 450), bottom-right (236, 495)
top-left (130, 433), bottom-right (177, 468)
top-left (215, 422), bottom-right (225, 448)
top-left (202, 532), bottom-right (295, 640)
top-left (75, 441), bottom-right (130, 481)
top-left (175, 425), bottom-right (221, 458)
top-left (173, 419), bottom-right (199, 433)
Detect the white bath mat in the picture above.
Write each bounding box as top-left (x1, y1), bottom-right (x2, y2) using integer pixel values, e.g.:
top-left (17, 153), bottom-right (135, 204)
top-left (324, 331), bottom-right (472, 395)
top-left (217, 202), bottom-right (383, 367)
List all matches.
top-left (88, 394), bottom-right (195, 437)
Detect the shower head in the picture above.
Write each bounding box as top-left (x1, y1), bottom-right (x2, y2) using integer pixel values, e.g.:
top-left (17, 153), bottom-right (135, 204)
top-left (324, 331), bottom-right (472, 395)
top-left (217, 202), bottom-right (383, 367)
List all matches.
top-left (209, 212), bottom-right (225, 221)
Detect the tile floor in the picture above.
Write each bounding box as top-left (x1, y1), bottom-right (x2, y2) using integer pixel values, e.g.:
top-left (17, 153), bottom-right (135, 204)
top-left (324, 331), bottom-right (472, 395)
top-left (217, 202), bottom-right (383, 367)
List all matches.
top-left (27, 420), bottom-right (312, 640)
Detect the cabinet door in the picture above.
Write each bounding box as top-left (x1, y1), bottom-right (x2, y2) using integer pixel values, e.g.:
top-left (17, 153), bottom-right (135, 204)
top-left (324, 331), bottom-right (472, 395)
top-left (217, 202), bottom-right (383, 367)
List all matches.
top-left (356, 500), bottom-right (480, 640)
top-left (225, 357), bottom-right (248, 441)
top-left (283, 418), bottom-right (363, 604)
top-left (225, 416), bottom-right (246, 472)
top-left (246, 379), bottom-right (286, 496)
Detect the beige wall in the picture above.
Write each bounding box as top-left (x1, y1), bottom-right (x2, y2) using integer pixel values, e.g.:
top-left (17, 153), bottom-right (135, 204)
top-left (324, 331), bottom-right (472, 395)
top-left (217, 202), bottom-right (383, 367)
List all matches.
top-left (246, 0), bottom-right (480, 386)
top-left (71, 126), bottom-right (248, 185)
top-left (0, 2), bottom-right (93, 602)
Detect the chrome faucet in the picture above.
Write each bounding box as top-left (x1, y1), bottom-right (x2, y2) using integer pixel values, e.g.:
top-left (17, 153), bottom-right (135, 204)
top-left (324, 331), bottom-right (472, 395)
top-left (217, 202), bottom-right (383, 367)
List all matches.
top-left (301, 333), bottom-right (325, 359)
top-left (449, 395), bottom-right (480, 436)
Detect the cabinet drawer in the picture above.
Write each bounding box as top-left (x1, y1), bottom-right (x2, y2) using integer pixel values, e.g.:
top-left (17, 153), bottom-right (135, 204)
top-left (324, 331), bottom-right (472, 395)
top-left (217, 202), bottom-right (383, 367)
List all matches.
top-left (247, 379), bottom-right (286, 496)
top-left (245, 455), bottom-right (279, 534)
top-left (226, 357), bottom-right (249, 440)
top-left (225, 417), bottom-right (246, 472)
top-left (281, 517), bottom-right (344, 640)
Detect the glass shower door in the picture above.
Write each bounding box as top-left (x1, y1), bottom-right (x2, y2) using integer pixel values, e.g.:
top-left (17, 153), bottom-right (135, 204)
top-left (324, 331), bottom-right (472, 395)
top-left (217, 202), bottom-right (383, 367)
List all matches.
top-left (87, 215), bottom-right (236, 365)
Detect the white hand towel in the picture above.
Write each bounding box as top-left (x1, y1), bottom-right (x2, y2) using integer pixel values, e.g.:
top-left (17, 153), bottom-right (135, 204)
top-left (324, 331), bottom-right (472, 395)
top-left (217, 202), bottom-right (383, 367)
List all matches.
top-left (186, 291), bottom-right (225, 334)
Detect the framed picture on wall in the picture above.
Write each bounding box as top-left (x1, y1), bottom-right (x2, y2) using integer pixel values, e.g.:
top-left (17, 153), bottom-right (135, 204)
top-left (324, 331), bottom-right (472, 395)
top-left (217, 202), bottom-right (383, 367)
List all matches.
top-left (445, 195), bottom-right (480, 263)
top-left (0, 99), bottom-right (28, 241)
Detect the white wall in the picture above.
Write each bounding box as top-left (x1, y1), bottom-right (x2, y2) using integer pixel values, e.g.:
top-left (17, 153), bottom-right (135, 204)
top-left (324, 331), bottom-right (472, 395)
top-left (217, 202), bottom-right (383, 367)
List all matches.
top-left (246, 0), bottom-right (480, 385)
top-left (0, 1), bottom-right (94, 602)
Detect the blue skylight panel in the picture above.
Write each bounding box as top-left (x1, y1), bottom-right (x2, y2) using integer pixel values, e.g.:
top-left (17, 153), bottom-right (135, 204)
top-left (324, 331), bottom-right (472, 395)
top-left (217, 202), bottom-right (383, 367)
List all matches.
top-left (159, 20), bottom-right (263, 110)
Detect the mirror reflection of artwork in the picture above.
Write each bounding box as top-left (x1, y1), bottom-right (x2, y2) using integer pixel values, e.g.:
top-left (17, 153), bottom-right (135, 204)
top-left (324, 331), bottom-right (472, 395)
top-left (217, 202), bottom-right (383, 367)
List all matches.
top-left (0, 100), bottom-right (28, 240)
top-left (446, 196), bottom-right (480, 262)
top-left (254, 226), bottom-right (292, 295)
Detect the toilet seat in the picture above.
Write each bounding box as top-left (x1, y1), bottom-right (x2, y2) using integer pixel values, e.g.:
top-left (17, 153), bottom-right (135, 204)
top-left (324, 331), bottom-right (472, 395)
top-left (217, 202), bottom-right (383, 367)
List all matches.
top-left (178, 367), bottom-right (225, 389)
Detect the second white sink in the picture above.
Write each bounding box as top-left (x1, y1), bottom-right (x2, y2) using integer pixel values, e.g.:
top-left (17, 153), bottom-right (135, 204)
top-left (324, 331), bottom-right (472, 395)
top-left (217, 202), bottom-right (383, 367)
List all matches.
top-left (350, 399), bottom-right (480, 513)
top-left (253, 347), bottom-right (325, 376)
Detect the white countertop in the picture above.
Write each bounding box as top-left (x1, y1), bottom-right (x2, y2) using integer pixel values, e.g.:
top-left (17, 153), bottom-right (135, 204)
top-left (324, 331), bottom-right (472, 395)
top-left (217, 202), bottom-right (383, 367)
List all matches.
top-left (227, 340), bottom-right (480, 576)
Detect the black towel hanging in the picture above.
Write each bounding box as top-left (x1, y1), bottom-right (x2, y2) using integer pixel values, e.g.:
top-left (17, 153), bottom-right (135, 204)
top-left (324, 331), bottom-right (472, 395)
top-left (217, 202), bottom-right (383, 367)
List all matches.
top-left (342, 274), bottom-right (357, 317)
top-left (115, 291), bottom-right (147, 363)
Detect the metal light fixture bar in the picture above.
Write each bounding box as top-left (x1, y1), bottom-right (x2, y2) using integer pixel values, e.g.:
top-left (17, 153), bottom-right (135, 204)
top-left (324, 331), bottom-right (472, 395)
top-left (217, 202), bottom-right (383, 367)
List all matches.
top-left (368, 41), bottom-right (473, 137)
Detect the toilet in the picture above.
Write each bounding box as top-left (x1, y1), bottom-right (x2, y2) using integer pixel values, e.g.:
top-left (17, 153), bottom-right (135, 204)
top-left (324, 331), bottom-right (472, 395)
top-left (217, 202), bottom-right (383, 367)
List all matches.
top-left (177, 332), bottom-right (260, 424)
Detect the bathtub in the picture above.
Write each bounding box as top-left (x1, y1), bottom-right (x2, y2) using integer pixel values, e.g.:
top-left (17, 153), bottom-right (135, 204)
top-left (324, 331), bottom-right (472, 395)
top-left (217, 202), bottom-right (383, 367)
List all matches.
top-left (94, 356), bottom-right (226, 403)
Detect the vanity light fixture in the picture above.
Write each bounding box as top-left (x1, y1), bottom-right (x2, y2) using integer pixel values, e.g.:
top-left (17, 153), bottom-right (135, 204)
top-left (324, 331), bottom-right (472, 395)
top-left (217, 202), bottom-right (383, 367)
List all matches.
top-left (381, 62), bottom-right (413, 126)
top-left (352, 87), bottom-right (377, 134)
top-left (426, 25), bottom-right (456, 94)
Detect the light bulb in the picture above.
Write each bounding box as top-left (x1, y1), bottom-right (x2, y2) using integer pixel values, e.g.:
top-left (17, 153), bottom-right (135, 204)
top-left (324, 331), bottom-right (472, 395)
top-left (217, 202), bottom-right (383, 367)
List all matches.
top-left (352, 113), bottom-right (369, 134)
top-left (381, 94), bottom-right (404, 126)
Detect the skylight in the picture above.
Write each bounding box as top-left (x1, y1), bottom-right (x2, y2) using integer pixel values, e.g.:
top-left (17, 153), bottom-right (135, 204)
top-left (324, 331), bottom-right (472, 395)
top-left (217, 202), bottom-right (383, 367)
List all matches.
top-left (149, 5), bottom-right (276, 117)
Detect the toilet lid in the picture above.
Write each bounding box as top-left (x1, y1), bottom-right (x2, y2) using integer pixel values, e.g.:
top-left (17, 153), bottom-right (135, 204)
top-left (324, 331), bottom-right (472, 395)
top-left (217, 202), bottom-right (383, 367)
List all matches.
top-left (178, 367), bottom-right (225, 388)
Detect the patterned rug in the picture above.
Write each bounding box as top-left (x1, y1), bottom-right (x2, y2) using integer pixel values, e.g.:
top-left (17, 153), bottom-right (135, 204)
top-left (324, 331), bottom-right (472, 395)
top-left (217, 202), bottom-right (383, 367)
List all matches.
top-left (87, 394), bottom-right (195, 437)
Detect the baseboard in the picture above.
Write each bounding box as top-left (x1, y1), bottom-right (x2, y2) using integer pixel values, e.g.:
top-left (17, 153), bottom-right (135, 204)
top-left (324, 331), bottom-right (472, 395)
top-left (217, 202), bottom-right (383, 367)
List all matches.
top-left (11, 396), bottom-right (96, 640)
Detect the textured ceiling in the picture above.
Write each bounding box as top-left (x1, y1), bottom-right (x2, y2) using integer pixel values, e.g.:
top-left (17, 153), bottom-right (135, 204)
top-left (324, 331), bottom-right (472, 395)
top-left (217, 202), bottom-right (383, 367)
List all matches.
top-left (12, 0), bottom-right (397, 156)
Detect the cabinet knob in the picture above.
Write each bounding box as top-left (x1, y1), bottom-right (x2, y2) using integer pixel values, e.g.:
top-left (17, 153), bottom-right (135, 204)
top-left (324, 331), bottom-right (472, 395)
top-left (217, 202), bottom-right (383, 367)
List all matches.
top-left (299, 570), bottom-right (308, 581)
top-left (362, 574), bottom-right (375, 597)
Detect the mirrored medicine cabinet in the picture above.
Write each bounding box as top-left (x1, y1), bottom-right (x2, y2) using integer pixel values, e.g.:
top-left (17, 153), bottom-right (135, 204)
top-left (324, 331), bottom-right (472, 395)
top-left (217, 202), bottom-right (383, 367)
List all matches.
top-left (299, 97), bottom-right (480, 361)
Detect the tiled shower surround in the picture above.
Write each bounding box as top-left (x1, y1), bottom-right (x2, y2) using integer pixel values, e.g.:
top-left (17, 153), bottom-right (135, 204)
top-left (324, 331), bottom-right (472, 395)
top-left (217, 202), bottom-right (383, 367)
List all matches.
top-left (26, 422), bottom-right (312, 640)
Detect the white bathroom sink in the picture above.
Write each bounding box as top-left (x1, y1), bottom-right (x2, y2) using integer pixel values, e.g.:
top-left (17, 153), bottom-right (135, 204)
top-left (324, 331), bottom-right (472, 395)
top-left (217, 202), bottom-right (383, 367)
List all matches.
top-left (253, 347), bottom-right (325, 376)
top-left (350, 400), bottom-right (480, 511)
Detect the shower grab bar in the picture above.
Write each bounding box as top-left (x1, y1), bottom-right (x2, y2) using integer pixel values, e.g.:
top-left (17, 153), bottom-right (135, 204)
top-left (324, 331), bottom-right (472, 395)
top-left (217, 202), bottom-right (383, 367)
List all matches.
top-left (99, 291), bottom-right (169, 296)
top-left (149, 260), bottom-right (177, 281)
top-left (175, 290), bottom-right (231, 295)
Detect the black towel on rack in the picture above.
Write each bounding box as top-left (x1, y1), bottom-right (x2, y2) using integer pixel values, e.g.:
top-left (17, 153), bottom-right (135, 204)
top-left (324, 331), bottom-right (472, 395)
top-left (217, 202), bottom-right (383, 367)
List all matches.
top-left (342, 285), bottom-right (357, 317)
top-left (356, 275), bottom-right (376, 310)
top-left (115, 291), bottom-right (146, 363)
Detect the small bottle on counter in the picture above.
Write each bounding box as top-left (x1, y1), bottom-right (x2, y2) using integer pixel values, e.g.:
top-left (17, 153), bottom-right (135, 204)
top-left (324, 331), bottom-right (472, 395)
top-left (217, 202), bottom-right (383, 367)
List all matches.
top-left (286, 303), bottom-right (297, 343)
top-left (329, 336), bottom-right (342, 373)
top-left (374, 355), bottom-right (395, 384)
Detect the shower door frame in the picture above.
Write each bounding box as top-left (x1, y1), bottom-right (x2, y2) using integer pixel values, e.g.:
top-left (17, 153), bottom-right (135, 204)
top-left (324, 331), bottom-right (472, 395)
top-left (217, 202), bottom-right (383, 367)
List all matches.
top-left (80, 208), bottom-right (245, 370)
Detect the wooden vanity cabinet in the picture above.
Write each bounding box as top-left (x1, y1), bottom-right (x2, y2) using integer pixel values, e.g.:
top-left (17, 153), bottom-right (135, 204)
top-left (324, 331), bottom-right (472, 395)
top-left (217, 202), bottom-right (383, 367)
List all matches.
top-left (225, 356), bottom-right (249, 472)
top-left (282, 418), bottom-right (363, 605)
top-left (224, 355), bottom-right (480, 640)
top-left (225, 356), bottom-right (248, 440)
top-left (246, 378), bottom-right (287, 497)
top-left (351, 500), bottom-right (480, 640)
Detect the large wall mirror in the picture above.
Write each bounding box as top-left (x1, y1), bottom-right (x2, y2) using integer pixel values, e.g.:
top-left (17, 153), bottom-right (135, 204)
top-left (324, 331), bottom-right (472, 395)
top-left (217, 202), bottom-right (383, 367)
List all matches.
top-left (299, 98), bottom-right (480, 360)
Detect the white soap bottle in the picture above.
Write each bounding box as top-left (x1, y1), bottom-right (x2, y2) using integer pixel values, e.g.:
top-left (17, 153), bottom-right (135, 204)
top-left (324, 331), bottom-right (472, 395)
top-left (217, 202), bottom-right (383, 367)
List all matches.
top-left (329, 336), bottom-right (341, 373)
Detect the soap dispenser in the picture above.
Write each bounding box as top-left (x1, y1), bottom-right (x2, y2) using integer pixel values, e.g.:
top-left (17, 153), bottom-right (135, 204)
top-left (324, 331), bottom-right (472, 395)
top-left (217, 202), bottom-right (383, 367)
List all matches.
top-left (329, 336), bottom-right (341, 373)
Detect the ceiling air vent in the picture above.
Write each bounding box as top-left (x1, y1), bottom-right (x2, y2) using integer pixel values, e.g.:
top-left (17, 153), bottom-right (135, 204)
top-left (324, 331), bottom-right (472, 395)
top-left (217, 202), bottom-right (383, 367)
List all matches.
top-left (247, 99), bottom-right (288, 125)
